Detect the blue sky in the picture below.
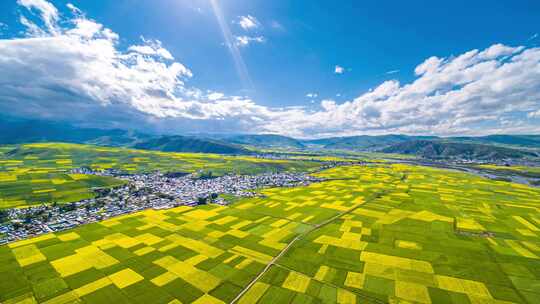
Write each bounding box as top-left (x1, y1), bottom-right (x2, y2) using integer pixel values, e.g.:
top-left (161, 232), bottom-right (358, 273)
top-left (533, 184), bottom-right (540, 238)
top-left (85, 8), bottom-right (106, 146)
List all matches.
top-left (0, 0), bottom-right (539, 137)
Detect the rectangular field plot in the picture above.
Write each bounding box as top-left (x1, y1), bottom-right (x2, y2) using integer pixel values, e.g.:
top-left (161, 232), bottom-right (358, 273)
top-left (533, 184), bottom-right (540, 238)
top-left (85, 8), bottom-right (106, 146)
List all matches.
top-left (0, 172), bottom-right (125, 209)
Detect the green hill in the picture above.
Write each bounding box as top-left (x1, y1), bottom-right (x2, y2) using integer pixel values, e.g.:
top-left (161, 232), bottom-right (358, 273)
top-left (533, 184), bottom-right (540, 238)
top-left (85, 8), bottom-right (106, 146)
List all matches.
top-left (449, 135), bottom-right (540, 148)
top-left (0, 115), bottom-right (150, 146)
top-left (381, 140), bottom-right (539, 160)
top-left (303, 135), bottom-right (437, 151)
top-left (0, 116), bottom-right (250, 155)
top-left (134, 136), bottom-right (250, 154)
top-left (226, 134), bottom-right (305, 149)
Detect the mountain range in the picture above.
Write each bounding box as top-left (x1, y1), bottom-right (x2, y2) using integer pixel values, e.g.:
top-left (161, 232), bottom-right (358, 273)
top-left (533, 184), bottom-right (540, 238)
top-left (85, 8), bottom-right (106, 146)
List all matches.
top-left (224, 134), bottom-right (306, 149)
top-left (133, 136), bottom-right (249, 155)
top-left (1, 115), bottom-right (539, 160)
top-left (381, 140), bottom-right (538, 160)
top-left (302, 135), bottom-right (438, 151)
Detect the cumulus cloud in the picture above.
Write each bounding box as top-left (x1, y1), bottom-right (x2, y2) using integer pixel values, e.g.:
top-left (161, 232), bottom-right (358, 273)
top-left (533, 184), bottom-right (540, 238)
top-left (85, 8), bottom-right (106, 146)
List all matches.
top-left (207, 92), bottom-right (225, 100)
top-left (1, 0), bottom-right (540, 138)
top-left (235, 35), bottom-right (265, 47)
top-left (128, 38), bottom-right (174, 60)
top-left (66, 3), bottom-right (82, 16)
top-left (17, 0), bottom-right (60, 36)
top-left (320, 99), bottom-right (337, 111)
top-left (414, 56), bottom-right (443, 76)
top-left (236, 15), bottom-right (259, 31)
top-left (1, 1), bottom-right (196, 127)
top-left (334, 65), bottom-right (345, 74)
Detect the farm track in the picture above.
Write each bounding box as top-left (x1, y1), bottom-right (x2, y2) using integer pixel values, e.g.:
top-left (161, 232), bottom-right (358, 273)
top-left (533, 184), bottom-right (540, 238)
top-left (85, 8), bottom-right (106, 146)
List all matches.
top-left (229, 174), bottom-right (403, 304)
top-left (272, 263), bottom-right (386, 304)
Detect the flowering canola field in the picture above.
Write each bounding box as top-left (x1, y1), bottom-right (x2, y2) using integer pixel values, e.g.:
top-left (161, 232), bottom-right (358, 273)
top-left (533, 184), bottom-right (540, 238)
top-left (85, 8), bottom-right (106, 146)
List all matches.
top-left (0, 143), bottom-right (320, 209)
top-left (1, 164), bottom-right (539, 303)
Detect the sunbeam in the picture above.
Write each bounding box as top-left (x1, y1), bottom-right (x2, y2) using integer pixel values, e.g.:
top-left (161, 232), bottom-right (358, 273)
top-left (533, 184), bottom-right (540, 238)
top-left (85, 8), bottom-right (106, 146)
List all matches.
top-left (209, 0), bottom-right (254, 91)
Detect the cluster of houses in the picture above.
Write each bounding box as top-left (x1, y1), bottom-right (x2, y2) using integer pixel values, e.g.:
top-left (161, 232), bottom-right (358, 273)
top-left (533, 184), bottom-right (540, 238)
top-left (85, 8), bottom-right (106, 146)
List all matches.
top-left (0, 170), bottom-right (324, 244)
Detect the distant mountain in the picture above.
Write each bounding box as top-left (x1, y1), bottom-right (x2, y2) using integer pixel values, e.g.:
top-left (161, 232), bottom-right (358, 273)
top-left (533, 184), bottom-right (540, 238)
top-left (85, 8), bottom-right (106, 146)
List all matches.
top-left (0, 116), bottom-right (150, 146)
top-left (0, 116), bottom-right (249, 155)
top-left (302, 134), bottom-right (540, 152)
top-left (303, 135), bottom-right (438, 151)
top-left (226, 134), bottom-right (305, 149)
top-left (448, 135), bottom-right (540, 148)
top-left (134, 136), bottom-right (250, 154)
top-left (381, 140), bottom-right (539, 160)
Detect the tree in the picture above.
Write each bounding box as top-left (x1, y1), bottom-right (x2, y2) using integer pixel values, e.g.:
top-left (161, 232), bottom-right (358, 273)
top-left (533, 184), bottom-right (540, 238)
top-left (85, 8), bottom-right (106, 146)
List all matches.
top-left (24, 214), bottom-right (33, 224)
top-left (197, 196), bottom-right (208, 205)
top-left (0, 209), bottom-right (8, 223)
top-left (60, 203), bottom-right (76, 212)
top-left (199, 171), bottom-right (213, 180)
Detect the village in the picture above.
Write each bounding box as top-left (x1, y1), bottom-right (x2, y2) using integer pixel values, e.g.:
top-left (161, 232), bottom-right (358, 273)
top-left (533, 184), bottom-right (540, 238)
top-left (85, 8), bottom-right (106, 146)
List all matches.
top-left (0, 169), bottom-right (324, 244)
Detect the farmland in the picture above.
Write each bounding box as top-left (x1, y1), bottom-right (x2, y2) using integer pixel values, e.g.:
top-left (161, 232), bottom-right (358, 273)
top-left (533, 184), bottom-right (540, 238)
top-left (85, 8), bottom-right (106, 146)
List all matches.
top-left (0, 143), bottom-right (322, 209)
top-left (1, 164), bottom-right (539, 303)
top-left (475, 164), bottom-right (540, 176)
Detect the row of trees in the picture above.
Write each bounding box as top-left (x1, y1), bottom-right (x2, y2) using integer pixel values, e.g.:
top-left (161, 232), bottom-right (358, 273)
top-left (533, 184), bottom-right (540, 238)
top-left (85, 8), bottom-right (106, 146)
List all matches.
top-left (0, 209), bottom-right (8, 223)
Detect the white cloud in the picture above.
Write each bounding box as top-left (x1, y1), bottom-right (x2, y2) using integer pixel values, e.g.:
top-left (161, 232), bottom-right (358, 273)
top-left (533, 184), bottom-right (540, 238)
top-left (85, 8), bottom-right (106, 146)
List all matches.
top-left (19, 15), bottom-right (45, 37)
top-left (1, 0), bottom-right (540, 138)
top-left (128, 38), bottom-right (174, 60)
top-left (386, 69), bottom-right (400, 75)
top-left (270, 20), bottom-right (285, 32)
top-left (66, 18), bottom-right (105, 39)
top-left (334, 65), bottom-right (345, 74)
top-left (478, 43), bottom-right (523, 59)
top-left (235, 35), bottom-right (265, 47)
top-left (66, 3), bottom-right (82, 15)
top-left (17, 0), bottom-right (59, 35)
top-left (237, 15), bottom-right (259, 31)
top-left (528, 110), bottom-right (540, 118)
top-left (306, 93), bottom-right (318, 98)
top-left (414, 56), bottom-right (443, 76)
top-left (207, 92), bottom-right (225, 100)
top-left (320, 99), bottom-right (337, 111)
top-left (1, 1), bottom-right (194, 126)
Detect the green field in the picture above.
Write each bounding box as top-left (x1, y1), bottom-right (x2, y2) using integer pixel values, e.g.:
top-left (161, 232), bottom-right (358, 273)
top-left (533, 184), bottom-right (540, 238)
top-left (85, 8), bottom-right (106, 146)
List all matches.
top-left (476, 164), bottom-right (540, 176)
top-left (0, 143), bottom-right (322, 209)
top-left (1, 164), bottom-right (539, 303)
top-left (0, 172), bottom-right (126, 209)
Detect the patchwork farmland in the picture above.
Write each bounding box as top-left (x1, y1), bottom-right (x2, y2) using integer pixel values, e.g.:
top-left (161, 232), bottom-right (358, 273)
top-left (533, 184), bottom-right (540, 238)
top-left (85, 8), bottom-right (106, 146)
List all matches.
top-left (0, 143), bottom-right (321, 209)
top-left (1, 164), bottom-right (539, 303)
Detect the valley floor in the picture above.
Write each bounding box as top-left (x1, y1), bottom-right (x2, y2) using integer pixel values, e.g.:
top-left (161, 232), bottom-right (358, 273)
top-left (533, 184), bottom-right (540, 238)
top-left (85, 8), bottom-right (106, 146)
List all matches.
top-left (1, 164), bottom-right (539, 303)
